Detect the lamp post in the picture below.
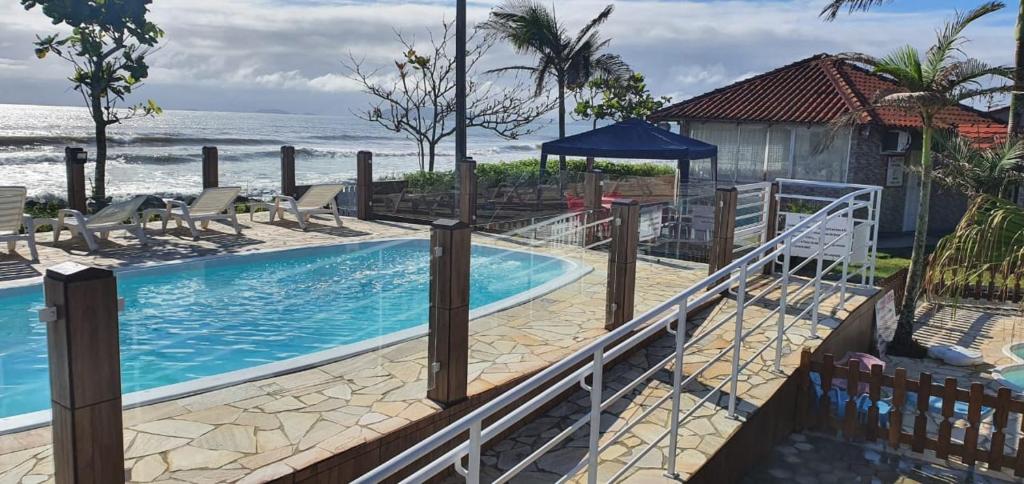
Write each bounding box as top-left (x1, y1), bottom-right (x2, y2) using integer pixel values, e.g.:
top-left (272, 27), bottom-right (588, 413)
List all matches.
top-left (455, 0), bottom-right (467, 166)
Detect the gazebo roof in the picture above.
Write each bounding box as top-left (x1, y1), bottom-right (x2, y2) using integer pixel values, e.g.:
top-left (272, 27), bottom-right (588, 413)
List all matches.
top-left (540, 119), bottom-right (718, 160)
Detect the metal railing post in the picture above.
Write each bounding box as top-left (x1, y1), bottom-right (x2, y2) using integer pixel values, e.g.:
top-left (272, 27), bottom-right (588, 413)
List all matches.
top-left (588, 348), bottom-right (604, 484)
top-left (729, 265), bottom-right (748, 418)
top-left (868, 190), bottom-right (881, 287)
top-left (840, 200), bottom-right (855, 309)
top-left (665, 301), bottom-right (687, 477)
top-left (468, 421), bottom-right (482, 484)
top-left (810, 220), bottom-right (826, 339)
top-left (774, 239), bottom-right (791, 372)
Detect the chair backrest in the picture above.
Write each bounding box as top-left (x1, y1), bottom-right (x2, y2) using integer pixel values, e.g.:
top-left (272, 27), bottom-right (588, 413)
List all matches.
top-left (0, 186), bottom-right (27, 233)
top-left (190, 187), bottom-right (240, 215)
top-left (87, 195), bottom-right (148, 226)
top-left (297, 184), bottom-right (344, 209)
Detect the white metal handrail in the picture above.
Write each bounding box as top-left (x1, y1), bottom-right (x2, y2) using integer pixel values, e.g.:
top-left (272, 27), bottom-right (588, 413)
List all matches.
top-left (356, 179), bottom-right (882, 484)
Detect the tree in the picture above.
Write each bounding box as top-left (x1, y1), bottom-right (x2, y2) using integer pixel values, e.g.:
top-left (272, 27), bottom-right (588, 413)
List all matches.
top-left (481, 1), bottom-right (630, 170)
top-left (822, 0), bottom-right (1024, 137)
top-left (573, 72), bottom-right (671, 128)
top-left (344, 21), bottom-right (555, 172)
top-left (836, 2), bottom-right (1011, 355)
top-left (23, 0), bottom-right (163, 202)
top-left (934, 133), bottom-right (1024, 198)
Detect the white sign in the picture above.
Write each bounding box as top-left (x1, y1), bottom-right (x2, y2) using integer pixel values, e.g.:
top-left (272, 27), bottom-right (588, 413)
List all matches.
top-left (875, 290), bottom-right (898, 357)
top-left (639, 205), bottom-right (664, 241)
top-left (886, 157), bottom-right (905, 187)
top-left (782, 212), bottom-right (869, 264)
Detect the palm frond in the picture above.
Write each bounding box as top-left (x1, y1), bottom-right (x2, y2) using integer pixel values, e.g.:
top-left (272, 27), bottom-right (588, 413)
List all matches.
top-left (926, 195), bottom-right (1024, 307)
top-left (925, 1), bottom-right (1005, 81)
top-left (819, 0), bottom-right (892, 21)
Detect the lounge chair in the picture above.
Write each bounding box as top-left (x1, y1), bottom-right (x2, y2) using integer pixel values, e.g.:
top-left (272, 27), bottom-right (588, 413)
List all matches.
top-left (54, 195), bottom-right (149, 252)
top-left (0, 187), bottom-right (39, 261)
top-left (270, 184), bottom-right (344, 230)
top-left (162, 187), bottom-right (242, 240)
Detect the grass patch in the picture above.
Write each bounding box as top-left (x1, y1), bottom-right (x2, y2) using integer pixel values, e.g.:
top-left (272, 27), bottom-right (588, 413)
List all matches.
top-left (874, 252), bottom-right (911, 280)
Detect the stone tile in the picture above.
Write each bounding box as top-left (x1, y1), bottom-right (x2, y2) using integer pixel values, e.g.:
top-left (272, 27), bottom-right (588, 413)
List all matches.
top-left (166, 446), bottom-right (243, 472)
top-left (125, 433), bottom-right (190, 459)
top-left (256, 430), bottom-right (291, 453)
top-left (130, 454), bottom-right (168, 482)
top-left (176, 405), bottom-right (243, 425)
top-left (191, 425), bottom-right (257, 453)
top-left (278, 412), bottom-right (319, 444)
top-left (132, 419), bottom-right (215, 439)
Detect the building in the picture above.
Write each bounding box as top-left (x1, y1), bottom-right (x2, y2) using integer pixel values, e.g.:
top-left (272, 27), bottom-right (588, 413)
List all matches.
top-left (649, 53), bottom-right (1006, 235)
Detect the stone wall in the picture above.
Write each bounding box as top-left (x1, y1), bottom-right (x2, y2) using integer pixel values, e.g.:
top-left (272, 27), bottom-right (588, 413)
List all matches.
top-left (846, 125), bottom-right (967, 235)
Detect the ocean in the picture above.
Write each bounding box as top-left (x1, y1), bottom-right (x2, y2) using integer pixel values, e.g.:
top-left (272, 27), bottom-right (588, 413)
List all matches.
top-left (0, 103), bottom-right (567, 199)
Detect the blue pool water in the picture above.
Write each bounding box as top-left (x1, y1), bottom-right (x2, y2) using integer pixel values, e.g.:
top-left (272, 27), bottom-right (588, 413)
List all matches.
top-left (0, 239), bottom-right (577, 419)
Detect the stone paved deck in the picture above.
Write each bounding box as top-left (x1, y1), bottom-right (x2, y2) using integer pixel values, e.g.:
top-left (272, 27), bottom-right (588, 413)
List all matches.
top-left (0, 212), bottom-right (708, 483)
top-left (461, 277), bottom-right (872, 483)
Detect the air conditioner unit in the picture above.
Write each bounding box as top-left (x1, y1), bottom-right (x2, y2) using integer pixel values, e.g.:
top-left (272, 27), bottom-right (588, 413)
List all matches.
top-left (882, 130), bottom-right (912, 153)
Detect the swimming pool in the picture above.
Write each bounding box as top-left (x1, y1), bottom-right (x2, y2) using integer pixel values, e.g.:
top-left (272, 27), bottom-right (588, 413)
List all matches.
top-left (0, 238), bottom-right (587, 425)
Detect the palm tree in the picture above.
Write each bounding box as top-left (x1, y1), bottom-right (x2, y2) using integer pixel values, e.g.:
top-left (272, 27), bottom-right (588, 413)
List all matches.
top-left (822, 0), bottom-right (1024, 137)
top-left (482, 1), bottom-right (630, 171)
top-left (837, 2), bottom-right (1011, 354)
top-left (934, 133), bottom-right (1024, 198)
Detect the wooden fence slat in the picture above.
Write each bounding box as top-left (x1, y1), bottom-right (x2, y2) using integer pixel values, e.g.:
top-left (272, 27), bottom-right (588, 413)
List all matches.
top-left (890, 368), bottom-right (906, 450)
top-left (912, 372), bottom-right (931, 453)
top-left (796, 350), bottom-right (811, 432)
top-left (1016, 394), bottom-right (1024, 477)
top-left (866, 364), bottom-right (882, 442)
top-left (936, 378), bottom-right (956, 460)
top-left (844, 359), bottom-right (860, 439)
top-left (963, 383), bottom-right (984, 466)
top-left (820, 354), bottom-right (835, 434)
top-left (989, 387), bottom-right (1011, 471)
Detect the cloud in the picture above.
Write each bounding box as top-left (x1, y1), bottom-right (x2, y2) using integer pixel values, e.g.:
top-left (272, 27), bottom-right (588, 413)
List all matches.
top-left (0, 0), bottom-right (1015, 114)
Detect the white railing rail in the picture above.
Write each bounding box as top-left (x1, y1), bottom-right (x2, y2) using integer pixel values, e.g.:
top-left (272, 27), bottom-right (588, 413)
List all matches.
top-left (355, 179), bottom-right (882, 484)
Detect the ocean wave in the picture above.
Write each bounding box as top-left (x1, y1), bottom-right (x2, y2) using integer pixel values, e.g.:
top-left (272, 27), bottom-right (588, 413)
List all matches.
top-left (0, 134), bottom-right (287, 148)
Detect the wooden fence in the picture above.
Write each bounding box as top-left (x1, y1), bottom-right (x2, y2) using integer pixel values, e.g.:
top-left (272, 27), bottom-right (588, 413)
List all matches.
top-left (797, 350), bottom-right (1024, 476)
top-left (928, 265), bottom-right (1024, 306)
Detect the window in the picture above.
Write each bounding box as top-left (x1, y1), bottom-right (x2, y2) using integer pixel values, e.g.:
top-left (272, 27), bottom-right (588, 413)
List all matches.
top-left (687, 122), bottom-right (850, 183)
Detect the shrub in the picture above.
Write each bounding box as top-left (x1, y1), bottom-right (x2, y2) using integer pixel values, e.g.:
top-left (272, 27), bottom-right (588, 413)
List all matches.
top-left (402, 158), bottom-right (675, 191)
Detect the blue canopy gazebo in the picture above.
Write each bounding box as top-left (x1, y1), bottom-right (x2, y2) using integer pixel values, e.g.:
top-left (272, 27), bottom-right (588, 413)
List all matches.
top-left (539, 118), bottom-right (719, 185)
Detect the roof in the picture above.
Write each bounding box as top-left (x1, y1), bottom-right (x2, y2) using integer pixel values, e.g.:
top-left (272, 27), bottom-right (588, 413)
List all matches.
top-left (649, 54), bottom-right (1002, 130)
top-left (540, 119), bottom-right (717, 160)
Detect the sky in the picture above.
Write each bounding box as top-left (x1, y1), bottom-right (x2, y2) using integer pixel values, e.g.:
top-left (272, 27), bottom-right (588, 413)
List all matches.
top-left (0, 0), bottom-right (1016, 115)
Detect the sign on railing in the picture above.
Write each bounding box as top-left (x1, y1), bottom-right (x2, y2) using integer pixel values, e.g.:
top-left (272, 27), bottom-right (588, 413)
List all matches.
top-left (638, 204), bottom-right (664, 241)
top-left (783, 212), bottom-right (869, 264)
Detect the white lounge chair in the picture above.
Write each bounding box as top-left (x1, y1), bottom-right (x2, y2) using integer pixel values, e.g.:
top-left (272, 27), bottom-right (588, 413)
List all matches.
top-left (270, 184), bottom-right (345, 230)
top-left (54, 195), bottom-right (149, 252)
top-left (0, 187), bottom-right (39, 262)
top-left (162, 187), bottom-right (242, 240)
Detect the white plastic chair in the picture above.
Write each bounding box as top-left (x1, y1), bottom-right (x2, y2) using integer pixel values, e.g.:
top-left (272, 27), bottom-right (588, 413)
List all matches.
top-left (0, 187), bottom-right (39, 261)
top-left (54, 195), bottom-right (149, 252)
top-left (161, 187), bottom-right (242, 240)
top-left (269, 184), bottom-right (345, 230)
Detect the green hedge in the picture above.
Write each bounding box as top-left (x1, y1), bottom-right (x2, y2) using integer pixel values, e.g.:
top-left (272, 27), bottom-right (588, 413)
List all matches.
top-left (397, 159), bottom-right (675, 192)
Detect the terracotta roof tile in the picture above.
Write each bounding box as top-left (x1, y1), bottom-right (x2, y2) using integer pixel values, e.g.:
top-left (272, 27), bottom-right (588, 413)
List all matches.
top-left (650, 54), bottom-right (1002, 131)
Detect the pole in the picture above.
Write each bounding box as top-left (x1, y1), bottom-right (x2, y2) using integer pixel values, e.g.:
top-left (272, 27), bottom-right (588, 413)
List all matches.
top-left (455, 0), bottom-right (467, 167)
top-left (43, 263), bottom-right (125, 483)
top-left (64, 147), bottom-right (88, 213)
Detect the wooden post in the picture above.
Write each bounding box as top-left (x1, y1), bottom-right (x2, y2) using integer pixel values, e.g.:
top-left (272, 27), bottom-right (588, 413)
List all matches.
top-left (585, 156), bottom-right (596, 172)
top-left (584, 170), bottom-right (604, 246)
top-left (43, 262), bottom-right (125, 484)
top-left (356, 151), bottom-right (373, 221)
top-left (606, 199), bottom-right (639, 330)
top-left (64, 147), bottom-right (88, 212)
top-left (458, 157), bottom-right (477, 225)
top-left (763, 182), bottom-right (780, 276)
top-left (281, 146), bottom-right (296, 198)
top-left (202, 146), bottom-right (219, 189)
top-left (709, 187), bottom-right (738, 277)
top-left (427, 219), bottom-right (471, 405)
top-left (584, 170), bottom-right (603, 212)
